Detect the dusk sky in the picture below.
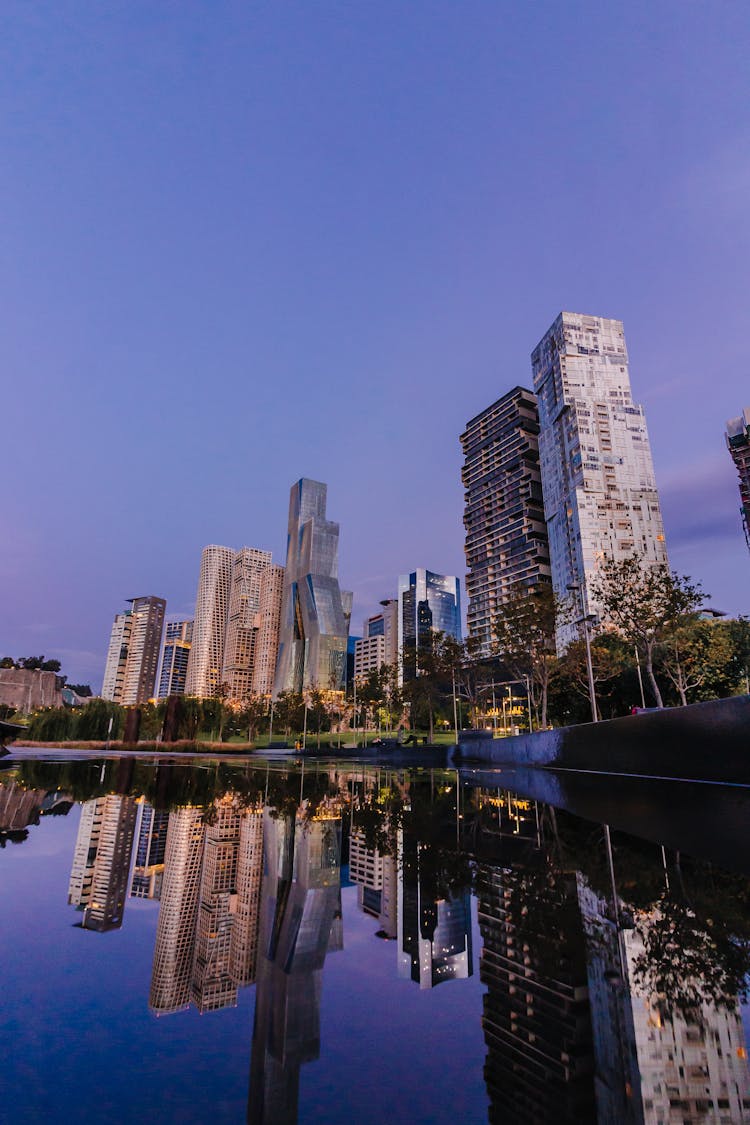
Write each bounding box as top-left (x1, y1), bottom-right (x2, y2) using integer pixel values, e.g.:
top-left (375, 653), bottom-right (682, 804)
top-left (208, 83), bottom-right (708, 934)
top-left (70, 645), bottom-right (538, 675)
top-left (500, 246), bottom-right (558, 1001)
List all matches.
top-left (3, 2), bottom-right (749, 687)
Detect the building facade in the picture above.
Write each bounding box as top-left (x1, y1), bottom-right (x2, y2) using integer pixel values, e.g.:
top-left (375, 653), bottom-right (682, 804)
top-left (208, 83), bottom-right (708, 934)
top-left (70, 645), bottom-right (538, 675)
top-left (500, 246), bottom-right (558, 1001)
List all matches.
top-left (726, 407), bottom-right (750, 553)
top-left (353, 634), bottom-right (386, 682)
top-left (397, 569), bottom-right (461, 683)
top-left (222, 548), bottom-right (274, 703)
top-left (157, 619), bottom-right (194, 699)
top-left (273, 479), bottom-right (352, 695)
top-left (186, 546), bottom-right (283, 702)
top-left (461, 386), bottom-right (551, 658)
top-left (185, 546), bottom-right (235, 698)
top-left (531, 313), bottom-right (667, 643)
top-left (102, 596), bottom-right (166, 704)
top-left (251, 564), bottom-right (285, 696)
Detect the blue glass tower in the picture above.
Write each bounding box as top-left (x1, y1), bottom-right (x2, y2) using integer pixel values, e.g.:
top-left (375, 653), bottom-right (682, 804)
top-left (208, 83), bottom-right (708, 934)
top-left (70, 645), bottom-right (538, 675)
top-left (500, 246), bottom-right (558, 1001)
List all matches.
top-left (397, 569), bottom-right (461, 683)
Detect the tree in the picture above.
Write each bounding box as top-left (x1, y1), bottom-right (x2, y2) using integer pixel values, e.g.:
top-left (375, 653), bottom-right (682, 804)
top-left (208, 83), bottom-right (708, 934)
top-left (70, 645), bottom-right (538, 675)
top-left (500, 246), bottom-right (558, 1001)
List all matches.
top-left (306, 686), bottom-right (328, 748)
top-left (274, 691), bottom-right (304, 738)
top-left (16, 656), bottom-right (61, 672)
top-left (493, 583), bottom-right (559, 729)
top-left (659, 617), bottom-right (735, 706)
top-left (558, 634), bottom-right (628, 720)
top-left (239, 694), bottom-right (269, 742)
top-left (355, 670), bottom-right (385, 738)
top-left (591, 556), bottom-right (705, 708)
top-left (401, 631), bottom-right (456, 742)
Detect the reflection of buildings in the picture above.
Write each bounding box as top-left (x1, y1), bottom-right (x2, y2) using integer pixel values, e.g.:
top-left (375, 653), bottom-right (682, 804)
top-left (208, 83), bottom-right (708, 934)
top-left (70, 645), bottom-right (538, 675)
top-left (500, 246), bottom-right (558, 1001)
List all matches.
top-left (149, 802), bottom-right (265, 1015)
top-left (130, 802), bottom-right (169, 900)
top-left (0, 781), bottom-right (47, 837)
top-left (68, 795), bottom-right (138, 931)
top-left (0, 781), bottom-right (73, 846)
top-left (476, 861), bottom-right (599, 1123)
top-left (475, 798), bottom-right (750, 1125)
top-left (397, 829), bottom-right (472, 989)
top-left (247, 811), bottom-right (343, 1125)
top-left (150, 807), bottom-right (205, 1014)
top-left (624, 922), bottom-right (750, 1125)
top-left (273, 478), bottom-right (352, 695)
top-left (102, 595), bottom-right (166, 704)
top-left (349, 828), bottom-right (397, 939)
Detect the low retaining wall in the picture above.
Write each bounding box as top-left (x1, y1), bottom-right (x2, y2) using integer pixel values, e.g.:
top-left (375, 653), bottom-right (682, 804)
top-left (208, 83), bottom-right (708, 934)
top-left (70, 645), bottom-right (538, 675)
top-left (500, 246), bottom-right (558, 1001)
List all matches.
top-left (456, 695), bottom-right (750, 785)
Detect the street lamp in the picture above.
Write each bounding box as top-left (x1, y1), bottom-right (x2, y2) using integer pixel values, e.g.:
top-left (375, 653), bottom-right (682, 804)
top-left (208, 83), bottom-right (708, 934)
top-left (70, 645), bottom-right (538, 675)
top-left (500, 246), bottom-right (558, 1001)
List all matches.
top-left (567, 583), bottom-right (598, 724)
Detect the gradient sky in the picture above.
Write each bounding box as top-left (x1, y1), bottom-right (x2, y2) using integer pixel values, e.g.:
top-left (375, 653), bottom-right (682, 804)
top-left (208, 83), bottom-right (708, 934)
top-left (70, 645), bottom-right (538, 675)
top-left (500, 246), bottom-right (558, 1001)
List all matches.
top-left (2, 2), bottom-right (749, 687)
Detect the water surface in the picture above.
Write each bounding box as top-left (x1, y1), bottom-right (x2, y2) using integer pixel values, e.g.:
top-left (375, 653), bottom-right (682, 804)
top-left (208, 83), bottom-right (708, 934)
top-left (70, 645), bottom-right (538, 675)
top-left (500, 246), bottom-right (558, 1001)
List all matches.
top-left (1, 754), bottom-right (749, 1123)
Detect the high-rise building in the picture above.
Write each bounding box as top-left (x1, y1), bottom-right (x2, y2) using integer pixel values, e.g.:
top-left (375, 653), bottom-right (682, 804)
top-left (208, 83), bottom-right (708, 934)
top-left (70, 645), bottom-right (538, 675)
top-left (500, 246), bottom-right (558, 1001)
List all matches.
top-left (222, 548), bottom-right (273, 703)
top-left (185, 545), bottom-right (235, 698)
top-left (461, 386), bottom-right (551, 658)
top-left (397, 569), bottom-right (461, 683)
top-left (252, 564), bottom-right (285, 696)
top-left (353, 599), bottom-right (399, 681)
top-left (156, 620), bottom-right (193, 699)
top-left (531, 313), bottom-right (667, 643)
top-left (102, 596), bottom-right (166, 704)
top-left (186, 546), bottom-right (283, 702)
top-left (725, 407), bottom-right (750, 553)
top-left (353, 634), bottom-right (385, 682)
top-left (273, 479), bottom-right (352, 695)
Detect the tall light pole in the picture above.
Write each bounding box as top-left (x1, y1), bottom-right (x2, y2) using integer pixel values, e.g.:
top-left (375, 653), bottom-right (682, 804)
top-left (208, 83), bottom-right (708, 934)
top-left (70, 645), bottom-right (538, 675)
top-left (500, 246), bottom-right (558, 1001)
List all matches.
top-left (451, 668), bottom-right (459, 745)
top-left (567, 583), bottom-right (598, 723)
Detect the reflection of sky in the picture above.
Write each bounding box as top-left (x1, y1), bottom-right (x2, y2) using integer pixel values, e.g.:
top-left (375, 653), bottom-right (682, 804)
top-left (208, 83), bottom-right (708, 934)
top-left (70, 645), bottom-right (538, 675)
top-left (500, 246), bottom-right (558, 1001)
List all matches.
top-left (0, 807), bottom-right (487, 1124)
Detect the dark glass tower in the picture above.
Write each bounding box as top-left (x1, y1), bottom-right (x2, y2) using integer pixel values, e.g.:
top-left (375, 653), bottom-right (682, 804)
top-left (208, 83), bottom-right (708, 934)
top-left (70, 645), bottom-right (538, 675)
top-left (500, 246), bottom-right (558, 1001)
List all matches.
top-left (460, 386), bottom-right (550, 658)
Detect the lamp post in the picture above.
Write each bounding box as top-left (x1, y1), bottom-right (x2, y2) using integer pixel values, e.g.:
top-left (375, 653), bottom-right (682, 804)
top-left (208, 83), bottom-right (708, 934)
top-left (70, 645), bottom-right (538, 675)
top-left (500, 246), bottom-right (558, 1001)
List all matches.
top-left (567, 583), bottom-right (598, 724)
top-left (451, 668), bottom-right (459, 745)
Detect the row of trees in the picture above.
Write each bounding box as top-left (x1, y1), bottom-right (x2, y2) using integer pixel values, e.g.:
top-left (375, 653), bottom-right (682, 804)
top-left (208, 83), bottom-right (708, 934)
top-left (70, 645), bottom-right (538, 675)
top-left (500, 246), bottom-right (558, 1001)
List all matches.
top-left (493, 555), bottom-right (750, 726)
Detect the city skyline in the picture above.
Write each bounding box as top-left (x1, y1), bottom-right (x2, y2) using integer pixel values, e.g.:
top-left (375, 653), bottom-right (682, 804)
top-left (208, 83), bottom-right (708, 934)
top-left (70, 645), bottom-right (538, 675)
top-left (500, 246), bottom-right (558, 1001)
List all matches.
top-left (4, 7), bottom-right (749, 685)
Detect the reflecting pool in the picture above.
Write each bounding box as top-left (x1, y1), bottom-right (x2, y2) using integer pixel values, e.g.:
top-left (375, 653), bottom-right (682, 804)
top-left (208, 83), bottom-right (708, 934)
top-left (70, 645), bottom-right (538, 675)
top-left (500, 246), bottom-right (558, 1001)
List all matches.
top-left (1, 754), bottom-right (749, 1123)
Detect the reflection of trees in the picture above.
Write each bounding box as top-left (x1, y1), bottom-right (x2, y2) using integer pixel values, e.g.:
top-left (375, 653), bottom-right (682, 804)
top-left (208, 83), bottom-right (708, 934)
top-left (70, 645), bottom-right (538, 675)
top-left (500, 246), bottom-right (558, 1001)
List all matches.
top-left (543, 809), bottom-right (750, 1019)
top-left (352, 776), bottom-right (473, 902)
top-left (630, 869), bottom-right (750, 1018)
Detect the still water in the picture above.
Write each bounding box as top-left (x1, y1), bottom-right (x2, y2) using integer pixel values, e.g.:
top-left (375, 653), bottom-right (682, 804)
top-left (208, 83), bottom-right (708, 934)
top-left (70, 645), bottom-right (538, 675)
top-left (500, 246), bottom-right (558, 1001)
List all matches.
top-left (1, 754), bottom-right (749, 1124)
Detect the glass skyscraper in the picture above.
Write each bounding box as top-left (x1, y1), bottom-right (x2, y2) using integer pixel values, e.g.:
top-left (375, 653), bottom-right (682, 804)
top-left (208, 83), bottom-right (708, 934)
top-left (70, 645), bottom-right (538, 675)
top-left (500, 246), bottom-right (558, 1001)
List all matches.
top-left (157, 619), bottom-right (193, 699)
top-left (397, 569), bottom-right (460, 683)
top-left (273, 479), bottom-right (352, 695)
top-left (461, 386), bottom-right (551, 659)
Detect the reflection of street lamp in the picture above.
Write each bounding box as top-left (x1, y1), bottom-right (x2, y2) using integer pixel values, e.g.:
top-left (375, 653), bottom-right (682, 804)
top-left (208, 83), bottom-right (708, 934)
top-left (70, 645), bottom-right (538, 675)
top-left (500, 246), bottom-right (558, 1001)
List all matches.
top-left (567, 583), bottom-right (598, 724)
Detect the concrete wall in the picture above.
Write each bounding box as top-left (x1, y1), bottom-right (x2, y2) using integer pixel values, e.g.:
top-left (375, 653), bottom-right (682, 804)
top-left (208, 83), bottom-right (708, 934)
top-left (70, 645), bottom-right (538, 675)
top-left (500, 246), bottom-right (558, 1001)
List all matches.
top-left (0, 668), bottom-right (63, 713)
top-left (456, 695), bottom-right (750, 785)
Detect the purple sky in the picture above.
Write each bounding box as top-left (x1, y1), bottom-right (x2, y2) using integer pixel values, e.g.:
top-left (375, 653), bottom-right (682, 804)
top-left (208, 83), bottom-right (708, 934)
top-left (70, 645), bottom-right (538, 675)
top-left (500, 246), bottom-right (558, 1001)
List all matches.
top-left (2, 3), bottom-right (749, 687)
